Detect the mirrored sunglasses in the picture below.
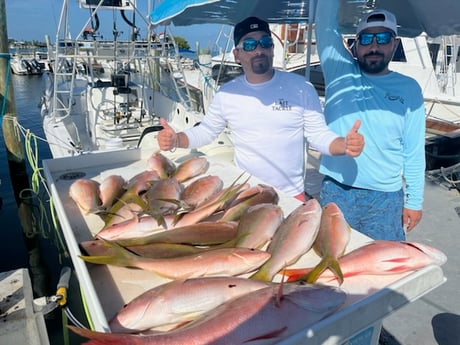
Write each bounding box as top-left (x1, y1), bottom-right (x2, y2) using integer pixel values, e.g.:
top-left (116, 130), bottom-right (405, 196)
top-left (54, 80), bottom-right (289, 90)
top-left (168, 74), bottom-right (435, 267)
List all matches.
top-left (237, 36), bottom-right (274, 52)
top-left (358, 32), bottom-right (394, 46)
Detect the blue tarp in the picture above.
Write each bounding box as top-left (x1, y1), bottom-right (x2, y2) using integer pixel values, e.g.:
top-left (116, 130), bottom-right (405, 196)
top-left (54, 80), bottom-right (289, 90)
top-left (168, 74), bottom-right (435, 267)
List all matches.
top-left (150, 0), bottom-right (310, 27)
top-left (150, 0), bottom-right (460, 38)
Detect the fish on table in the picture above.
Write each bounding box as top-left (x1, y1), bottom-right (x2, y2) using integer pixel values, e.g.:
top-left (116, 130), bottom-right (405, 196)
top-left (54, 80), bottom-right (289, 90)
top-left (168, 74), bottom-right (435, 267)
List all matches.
top-left (109, 276), bottom-right (272, 333)
top-left (80, 240), bottom-right (204, 259)
top-left (80, 241), bottom-right (271, 280)
top-left (69, 178), bottom-right (101, 214)
top-left (303, 202), bottom-right (351, 284)
top-left (112, 220), bottom-right (239, 247)
top-left (180, 175), bottom-right (223, 209)
top-left (147, 151), bottom-right (176, 179)
top-left (70, 282), bottom-right (346, 345)
top-left (219, 183), bottom-right (279, 222)
top-left (96, 215), bottom-right (163, 241)
top-left (283, 240), bottom-right (448, 283)
top-left (98, 175), bottom-right (126, 210)
top-left (173, 156), bottom-right (209, 183)
top-left (234, 203), bottom-right (284, 249)
top-left (250, 198), bottom-right (322, 282)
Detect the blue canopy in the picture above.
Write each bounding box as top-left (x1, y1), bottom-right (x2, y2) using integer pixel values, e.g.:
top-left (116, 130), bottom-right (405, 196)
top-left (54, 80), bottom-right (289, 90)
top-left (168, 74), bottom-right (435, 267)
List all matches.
top-left (150, 0), bottom-right (310, 26)
top-left (150, 0), bottom-right (460, 38)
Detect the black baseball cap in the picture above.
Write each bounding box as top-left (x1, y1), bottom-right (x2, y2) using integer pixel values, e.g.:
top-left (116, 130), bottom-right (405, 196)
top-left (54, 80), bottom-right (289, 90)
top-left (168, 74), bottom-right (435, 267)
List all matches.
top-left (233, 17), bottom-right (271, 46)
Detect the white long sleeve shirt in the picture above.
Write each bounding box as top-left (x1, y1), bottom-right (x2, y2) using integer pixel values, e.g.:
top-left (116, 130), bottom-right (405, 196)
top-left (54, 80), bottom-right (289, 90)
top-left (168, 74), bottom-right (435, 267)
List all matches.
top-left (184, 70), bottom-right (338, 196)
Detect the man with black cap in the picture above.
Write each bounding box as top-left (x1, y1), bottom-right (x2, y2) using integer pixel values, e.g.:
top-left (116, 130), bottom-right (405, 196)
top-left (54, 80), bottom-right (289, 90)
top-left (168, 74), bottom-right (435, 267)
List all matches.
top-left (315, 0), bottom-right (426, 240)
top-left (157, 16), bottom-right (363, 201)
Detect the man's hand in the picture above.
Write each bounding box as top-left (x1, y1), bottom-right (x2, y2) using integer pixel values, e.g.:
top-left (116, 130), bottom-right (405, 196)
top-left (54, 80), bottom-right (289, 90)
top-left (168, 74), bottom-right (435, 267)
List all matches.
top-left (403, 208), bottom-right (423, 232)
top-left (157, 118), bottom-right (178, 151)
top-left (345, 120), bottom-right (364, 157)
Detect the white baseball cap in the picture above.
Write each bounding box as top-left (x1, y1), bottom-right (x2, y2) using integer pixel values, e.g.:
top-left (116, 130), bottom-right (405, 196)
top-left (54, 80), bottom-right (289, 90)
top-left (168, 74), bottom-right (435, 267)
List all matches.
top-left (356, 9), bottom-right (398, 36)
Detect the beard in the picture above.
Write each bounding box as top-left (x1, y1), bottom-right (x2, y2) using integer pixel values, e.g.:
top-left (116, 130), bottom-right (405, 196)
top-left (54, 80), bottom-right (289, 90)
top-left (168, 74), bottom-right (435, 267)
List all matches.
top-left (251, 55), bottom-right (271, 74)
top-left (357, 52), bottom-right (391, 74)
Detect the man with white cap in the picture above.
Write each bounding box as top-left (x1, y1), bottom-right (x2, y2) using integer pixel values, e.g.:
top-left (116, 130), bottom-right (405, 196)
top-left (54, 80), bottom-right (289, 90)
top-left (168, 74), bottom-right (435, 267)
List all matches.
top-left (158, 16), bottom-right (364, 201)
top-left (315, 0), bottom-right (426, 240)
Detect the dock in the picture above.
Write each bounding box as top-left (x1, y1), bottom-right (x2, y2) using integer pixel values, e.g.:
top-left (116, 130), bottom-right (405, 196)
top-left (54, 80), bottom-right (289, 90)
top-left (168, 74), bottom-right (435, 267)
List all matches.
top-left (0, 269), bottom-right (50, 345)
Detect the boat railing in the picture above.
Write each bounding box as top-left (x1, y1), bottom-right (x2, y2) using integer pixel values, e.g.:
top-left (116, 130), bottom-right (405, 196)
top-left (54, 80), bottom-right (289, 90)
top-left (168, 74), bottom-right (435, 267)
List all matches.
top-left (157, 26), bottom-right (195, 112)
top-left (55, 39), bottom-right (174, 59)
top-left (54, 36), bottom-right (196, 113)
top-left (434, 35), bottom-right (459, 97)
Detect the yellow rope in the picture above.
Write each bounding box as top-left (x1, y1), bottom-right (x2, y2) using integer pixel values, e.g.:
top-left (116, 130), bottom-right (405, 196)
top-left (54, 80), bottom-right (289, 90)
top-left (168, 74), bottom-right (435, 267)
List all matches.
top-left (14, 120), bottom-right (69, 261)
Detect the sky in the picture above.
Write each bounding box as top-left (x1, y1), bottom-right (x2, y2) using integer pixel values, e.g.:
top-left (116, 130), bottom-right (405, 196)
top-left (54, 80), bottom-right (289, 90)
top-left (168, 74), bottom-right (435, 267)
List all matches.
top-left (5, 0), bottom-right (226, 50)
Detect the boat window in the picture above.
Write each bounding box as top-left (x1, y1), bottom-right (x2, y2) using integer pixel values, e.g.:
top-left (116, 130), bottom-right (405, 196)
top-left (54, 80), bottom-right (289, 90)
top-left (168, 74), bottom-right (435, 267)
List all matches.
top-left (211, 64), bottom-right (243, 84)
top-left (94, 80), bottom-right (111, 88)
top-left (428, 43), bottom-right (441, 69)
top-left (111, 73), bottom-right (129, 88)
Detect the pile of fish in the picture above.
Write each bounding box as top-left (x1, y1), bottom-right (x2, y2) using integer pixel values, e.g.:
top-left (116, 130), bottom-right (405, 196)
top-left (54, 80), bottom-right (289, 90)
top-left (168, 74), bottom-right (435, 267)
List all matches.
top-left (67, 152), bottom-right (447, 344)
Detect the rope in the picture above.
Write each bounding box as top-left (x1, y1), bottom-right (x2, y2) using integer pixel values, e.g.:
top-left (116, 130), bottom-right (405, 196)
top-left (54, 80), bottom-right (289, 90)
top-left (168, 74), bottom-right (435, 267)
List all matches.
top-left (14, 120), bottom-right (69, 260)
top-left (441, 162), bottom-right (460, 185)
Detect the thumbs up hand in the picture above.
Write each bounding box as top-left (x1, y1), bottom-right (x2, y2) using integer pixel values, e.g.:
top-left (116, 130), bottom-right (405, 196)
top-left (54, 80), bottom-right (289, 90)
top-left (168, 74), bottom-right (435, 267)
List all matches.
top-left (157, 118), bottom-right (179, 151)
top-left (345, 120), bottom-right (364, 157)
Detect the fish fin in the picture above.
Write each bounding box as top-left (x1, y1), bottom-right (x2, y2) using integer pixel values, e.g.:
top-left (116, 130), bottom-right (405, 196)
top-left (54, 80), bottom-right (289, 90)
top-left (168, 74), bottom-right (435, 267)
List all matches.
top-left (217, 237), bottom-right (238, 249)
top-left (163, 198), bottom-right (194, 214)
top-left (281, 267), bottom-right (313, 282)
top-left (154, 198), bottom-right (183, 208)
top-left (79, 239), bottom-right (138, 268)
top-left (304, 258), bottom-right (330, 284)
top-left (156, 213), bottom-right (167, 227)
top-left (168, 319), bottom-right (194, 330)
top-left (249, 264), bottom-right (273, 282)
top-left (169, 211), bottom-right (186, 226)
top-left (327, 258), bottom-right (344, 285)
top-left (206, 173), bottom-right (251, 210)
top-left (303, 257), bottom-right (344, 285)
top-left (233, 232), bottom-right (252, 247)
top-left (103, 190), bottom-right (148, 227)
top-left (68, 325), bottom-right (130, 344)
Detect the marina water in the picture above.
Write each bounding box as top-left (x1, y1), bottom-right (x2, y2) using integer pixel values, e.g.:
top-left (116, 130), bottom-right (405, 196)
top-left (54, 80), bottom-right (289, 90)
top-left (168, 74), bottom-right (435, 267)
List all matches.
top-left (1, 72), bottom-right (52, 272)
top-left (0, 73), bottom-right (85, 344)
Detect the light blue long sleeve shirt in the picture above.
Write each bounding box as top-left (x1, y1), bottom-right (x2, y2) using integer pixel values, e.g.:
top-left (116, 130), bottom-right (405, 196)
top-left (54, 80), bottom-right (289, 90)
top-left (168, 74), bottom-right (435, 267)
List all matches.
top-left (316, 0), bottom-right (426, 210)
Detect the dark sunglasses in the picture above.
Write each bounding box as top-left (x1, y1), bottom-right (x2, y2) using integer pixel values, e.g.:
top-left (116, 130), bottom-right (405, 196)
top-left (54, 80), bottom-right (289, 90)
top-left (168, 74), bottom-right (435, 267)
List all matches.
top-left (358, 32), bottom-right (394, 46)
top-left (237, 36), bottom-right (274, 52)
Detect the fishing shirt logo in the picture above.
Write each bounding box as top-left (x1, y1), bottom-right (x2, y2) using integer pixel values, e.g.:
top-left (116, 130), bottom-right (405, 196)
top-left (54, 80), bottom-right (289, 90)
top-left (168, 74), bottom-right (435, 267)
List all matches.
top-left (385, 93), bottom-right (405, 104)
top-left (272, 98), bottom-right (292, 111)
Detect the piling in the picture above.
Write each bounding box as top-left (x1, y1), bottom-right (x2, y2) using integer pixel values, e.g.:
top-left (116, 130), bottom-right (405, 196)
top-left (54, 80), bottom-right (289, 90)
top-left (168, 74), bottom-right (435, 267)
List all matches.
top-left (0, 0), bottom-right (36, 238)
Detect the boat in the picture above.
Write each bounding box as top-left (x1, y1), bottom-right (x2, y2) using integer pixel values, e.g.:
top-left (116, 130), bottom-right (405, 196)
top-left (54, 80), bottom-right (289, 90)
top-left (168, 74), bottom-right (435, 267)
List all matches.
top-left (39, 0), bottom-right (233, 160)
top-left (377, 34), bottom-right (460, 133)
top-left (392, 34), bottom-right (460, 170)
top-left (10, 55), bottom-right (44, 75)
